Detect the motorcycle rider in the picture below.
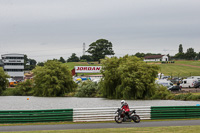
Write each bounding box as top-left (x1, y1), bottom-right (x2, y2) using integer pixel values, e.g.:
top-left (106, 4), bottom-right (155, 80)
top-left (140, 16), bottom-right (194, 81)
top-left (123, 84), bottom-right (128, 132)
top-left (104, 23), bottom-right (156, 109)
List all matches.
top-left (121, 100), bottom-right (130, 119)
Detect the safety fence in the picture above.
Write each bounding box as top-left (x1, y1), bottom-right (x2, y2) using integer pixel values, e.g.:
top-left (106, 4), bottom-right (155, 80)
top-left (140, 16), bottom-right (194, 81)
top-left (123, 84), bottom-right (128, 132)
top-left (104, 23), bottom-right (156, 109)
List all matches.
top-left (0, 106), bottom-right (200, 123)
top-left (0, 109), bottom-right (73, 123)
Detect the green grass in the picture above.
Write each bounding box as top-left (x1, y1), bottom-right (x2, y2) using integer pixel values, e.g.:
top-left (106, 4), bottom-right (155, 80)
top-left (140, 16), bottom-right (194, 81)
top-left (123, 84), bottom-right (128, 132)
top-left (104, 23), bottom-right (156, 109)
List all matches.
top-left (175, 60), bottom-right (200, 66)
top-left (1, 125), bottom-right (200, 133)
top-left (158, 63), bottom-right (200, 77)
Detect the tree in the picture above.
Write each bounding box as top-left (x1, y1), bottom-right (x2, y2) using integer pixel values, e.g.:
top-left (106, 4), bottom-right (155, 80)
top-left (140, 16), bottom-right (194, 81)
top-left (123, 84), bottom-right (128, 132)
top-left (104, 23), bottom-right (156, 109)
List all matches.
top-left (86, 39), bottom-right (115, 61)
top-left (174, 44), bottom-right (185, 59)
top-left (59, 57), bottom-right (66, 63)
top-left (67, 53), bottom-right (79, 62)
top-left (179, 44), bottom-right (183, 53)
top-left (134, 52), bottom-right (145, 58)
top-left (24, 55), bottom-right (37, 70)
top-left (0, 67), bottom-right (10, 95)
top-left (185, 48), bottom-right (197, 60)
top-left (100, 55), bottom-right (159, 99)
top-left (80, 55), bottom-right (94, 62)
top-left (197, 52), bottom-right (200, 60)
top-left (14, 80), bottom-right (34, 96)
top-left (32, 60), bottom-right (77, 96)
top-left (37, 62), bottom-right (44, 66)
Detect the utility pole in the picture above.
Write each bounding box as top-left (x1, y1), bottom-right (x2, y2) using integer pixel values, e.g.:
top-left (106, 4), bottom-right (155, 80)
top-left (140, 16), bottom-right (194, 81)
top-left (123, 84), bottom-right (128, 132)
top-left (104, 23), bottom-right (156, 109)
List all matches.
top-left (83, 43), bottom-right (85, 56)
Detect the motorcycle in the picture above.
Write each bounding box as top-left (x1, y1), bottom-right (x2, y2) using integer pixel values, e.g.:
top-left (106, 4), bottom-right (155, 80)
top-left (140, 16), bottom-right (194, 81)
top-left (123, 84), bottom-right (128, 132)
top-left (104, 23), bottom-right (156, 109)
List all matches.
top-left (114, 108), bottom-right (140, 123)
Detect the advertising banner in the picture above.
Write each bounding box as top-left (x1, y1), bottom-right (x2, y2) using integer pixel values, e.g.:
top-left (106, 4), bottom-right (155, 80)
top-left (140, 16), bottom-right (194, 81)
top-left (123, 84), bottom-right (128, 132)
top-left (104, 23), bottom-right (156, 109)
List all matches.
top-left (75, 66), bottom-right (102, 73)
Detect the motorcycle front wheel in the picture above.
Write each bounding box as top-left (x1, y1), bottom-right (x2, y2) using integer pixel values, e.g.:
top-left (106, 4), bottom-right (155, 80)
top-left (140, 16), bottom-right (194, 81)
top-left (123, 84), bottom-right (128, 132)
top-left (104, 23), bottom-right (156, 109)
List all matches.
top-left (132, 115), bottom-right (140, 123)
top-left (115, 115), bottom-right (123, 123)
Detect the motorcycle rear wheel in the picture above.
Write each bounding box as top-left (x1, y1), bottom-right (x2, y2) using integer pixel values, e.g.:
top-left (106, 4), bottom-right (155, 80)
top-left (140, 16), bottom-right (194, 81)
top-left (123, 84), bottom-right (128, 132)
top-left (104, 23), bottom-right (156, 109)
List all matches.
top-left (132, 115), bottom-right (140, 123)
top-left (115, 115), bottom-right (123, 123)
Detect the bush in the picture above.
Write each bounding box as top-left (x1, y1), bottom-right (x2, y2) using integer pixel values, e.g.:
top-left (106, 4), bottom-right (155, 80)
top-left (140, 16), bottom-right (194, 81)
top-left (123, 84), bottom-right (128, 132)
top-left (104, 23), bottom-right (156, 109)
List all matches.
top-left (80, 59), bottom-right (87, 62)
top-left (0, 67), bottom-right (10, 95)
top-left (75, 81), bottom-right (100, 97)
top-left (1, 87), bottom-right (16, 96)
top-left (174, 93), bottom-right (192, 101)
top-left (14, 80), bottom-right (34, 96)
top-left (33, 60), bottom-right (77, 97)
top-left (151, 84), bottom-right (173, 100)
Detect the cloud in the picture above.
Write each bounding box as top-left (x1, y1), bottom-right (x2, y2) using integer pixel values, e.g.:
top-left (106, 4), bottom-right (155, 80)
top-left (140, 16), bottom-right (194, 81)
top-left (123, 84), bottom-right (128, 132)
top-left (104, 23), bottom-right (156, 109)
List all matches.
top-left (0, 0), bottom-right (200, 62)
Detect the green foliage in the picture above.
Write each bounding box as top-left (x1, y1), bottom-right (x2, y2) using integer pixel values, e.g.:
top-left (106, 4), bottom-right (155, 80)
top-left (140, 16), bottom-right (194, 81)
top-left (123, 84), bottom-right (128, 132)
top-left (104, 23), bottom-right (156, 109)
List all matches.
top-left (134, 52), bottom-right (145, 58)
top-left (86, 39), bottom-right (115, 61)
top-left (174, 45), bottom-right (198, 60)
top-left (174, 52), bottom-right (185, 59)
top-left (32, 60), bottom-right (77, 97)
top-left (80, 55), bottom-right (94, 62)
top-left (185, 48), bottom-right (197, 60)
top-left (0, 67), bottom-right (10, 95)
top-left (24, 54), bottom-right (37, 70)
top-left (37, 62), bottom-right (44, 66)
top-left (80, 59), bottom-right (87, 62)
top-left (197, 52), bottom-right (200, 60)
top-left (179, 44), bottom-right (183, 53)
top-left (67, 53), bottom-right (80, 62)
top-left (1, 87), bottom-right (16, 96)
top-left (59, 57), bottom-right (66, 63)
top-left (14, 80), bottom-right (34, 96)
top-left (100, 55), bottom-right (159, 99)
top-left (151, 84), bottom-right (174, 100)
top-left (75, 81), bottom-right (100, 97)
top-left (174, 93), bottom-right (200, 101)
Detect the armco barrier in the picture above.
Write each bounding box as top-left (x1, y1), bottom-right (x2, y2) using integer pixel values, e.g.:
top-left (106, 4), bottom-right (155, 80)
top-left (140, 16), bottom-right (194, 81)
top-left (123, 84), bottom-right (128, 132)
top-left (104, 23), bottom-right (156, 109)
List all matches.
top-left (73, 106), bottom-right (151, 122)
top-left (0, 109), bottom-right (73, 123)
top-left (1, 106), bottom-right (200, 123)
top-left (151, 106), bottom-right (200, 119)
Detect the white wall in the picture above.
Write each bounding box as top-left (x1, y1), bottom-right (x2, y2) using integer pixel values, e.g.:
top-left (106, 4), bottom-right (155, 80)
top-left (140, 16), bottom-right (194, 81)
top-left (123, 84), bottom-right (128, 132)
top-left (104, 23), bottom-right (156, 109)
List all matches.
top-left (161, 55), bottom-right (168, 61)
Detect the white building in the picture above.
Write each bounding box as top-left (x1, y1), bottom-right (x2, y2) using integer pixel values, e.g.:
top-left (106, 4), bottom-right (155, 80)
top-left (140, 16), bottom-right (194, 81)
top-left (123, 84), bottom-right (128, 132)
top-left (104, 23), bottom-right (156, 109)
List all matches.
top-left (1, 54), bottom-right (24, 80)
top-left (144, 55), bottom-right (168, 62)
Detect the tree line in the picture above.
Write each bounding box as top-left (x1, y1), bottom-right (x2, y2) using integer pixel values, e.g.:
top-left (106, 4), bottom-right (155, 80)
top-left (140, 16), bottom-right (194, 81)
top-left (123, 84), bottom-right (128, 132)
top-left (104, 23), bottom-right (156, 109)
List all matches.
top-left (1, 55), bottom-right (161, 99)
top-left (134, 44), bottom-right (200, 60)
top-left (173, 44), bottom-right (200, 60)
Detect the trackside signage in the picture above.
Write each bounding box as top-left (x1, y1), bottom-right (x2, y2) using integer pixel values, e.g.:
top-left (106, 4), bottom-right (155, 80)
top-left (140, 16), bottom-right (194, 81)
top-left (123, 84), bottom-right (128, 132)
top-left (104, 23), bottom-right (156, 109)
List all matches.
top-left (75, 66), bottom-right (102, 73)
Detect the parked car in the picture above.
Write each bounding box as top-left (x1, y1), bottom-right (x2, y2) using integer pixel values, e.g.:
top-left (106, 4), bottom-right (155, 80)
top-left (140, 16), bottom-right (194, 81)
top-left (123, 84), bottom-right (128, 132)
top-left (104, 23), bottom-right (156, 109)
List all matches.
top-left (194, 81), bottom-right (200, 88)
top-left (170, 77), bottom-right (182, 84)
top-left (156, 79), bottom-right (173, 89)
top-left (168, 85), bottom-right (182, 91)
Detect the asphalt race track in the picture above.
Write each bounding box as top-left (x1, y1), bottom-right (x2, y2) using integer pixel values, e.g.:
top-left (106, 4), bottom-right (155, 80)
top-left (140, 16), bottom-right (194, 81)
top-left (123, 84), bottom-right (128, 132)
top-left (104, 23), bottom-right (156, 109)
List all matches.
top-left (1, 120), bottom-right (200, 132)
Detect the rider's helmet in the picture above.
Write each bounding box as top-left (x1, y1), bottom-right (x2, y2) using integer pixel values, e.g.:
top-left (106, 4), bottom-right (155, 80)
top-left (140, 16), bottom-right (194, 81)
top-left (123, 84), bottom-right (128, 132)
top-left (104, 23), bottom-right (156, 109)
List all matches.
top-left (121, 100), bottom-right (125, 105)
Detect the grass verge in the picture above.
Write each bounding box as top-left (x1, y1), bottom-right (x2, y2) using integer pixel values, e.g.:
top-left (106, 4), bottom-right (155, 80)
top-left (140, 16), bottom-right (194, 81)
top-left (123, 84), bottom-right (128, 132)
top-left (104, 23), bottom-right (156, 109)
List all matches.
top-left (1, 118), bottom-right (200, 126)
top-left (1, 125), bottom-right (200, 133)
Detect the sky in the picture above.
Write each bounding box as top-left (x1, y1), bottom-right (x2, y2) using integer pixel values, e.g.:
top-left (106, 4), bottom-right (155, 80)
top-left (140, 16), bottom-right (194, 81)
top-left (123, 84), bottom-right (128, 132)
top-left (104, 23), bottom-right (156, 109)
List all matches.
top-left (0, 0), bottom-right (200, 62)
